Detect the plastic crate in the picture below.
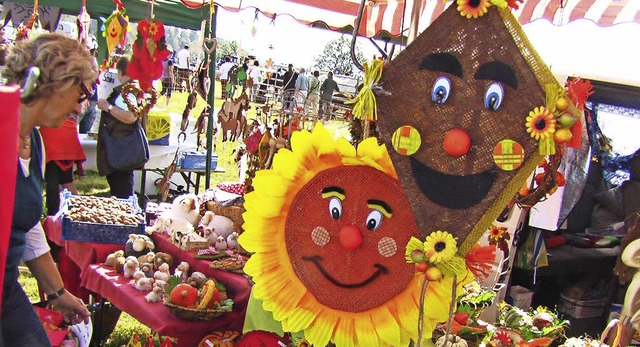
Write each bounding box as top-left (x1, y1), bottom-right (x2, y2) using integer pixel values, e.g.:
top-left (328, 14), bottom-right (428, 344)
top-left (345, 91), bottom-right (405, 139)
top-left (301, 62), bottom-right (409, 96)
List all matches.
top-left (60, 192), bottom-right (145, 244)
top-left (61, 217), bottom-right (145, 244)
top-left (558, 294), bottom-right (607, 319)
top-left (178, 151), bottom-right (218, 171)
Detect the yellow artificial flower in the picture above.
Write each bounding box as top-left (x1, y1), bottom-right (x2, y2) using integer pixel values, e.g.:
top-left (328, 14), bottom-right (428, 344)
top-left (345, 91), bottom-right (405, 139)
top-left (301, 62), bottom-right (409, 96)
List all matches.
top-left (457, 0), bottom-right (491, 18)
top-left (424, 230), bottom-right (458, 263)
top-left (526, 106), bottom-right (556, 140)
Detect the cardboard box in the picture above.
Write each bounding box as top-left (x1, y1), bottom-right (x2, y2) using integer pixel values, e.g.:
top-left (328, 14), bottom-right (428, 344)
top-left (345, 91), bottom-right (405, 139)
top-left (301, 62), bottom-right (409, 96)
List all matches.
top-left (147, 110), bottom-right (171, 146)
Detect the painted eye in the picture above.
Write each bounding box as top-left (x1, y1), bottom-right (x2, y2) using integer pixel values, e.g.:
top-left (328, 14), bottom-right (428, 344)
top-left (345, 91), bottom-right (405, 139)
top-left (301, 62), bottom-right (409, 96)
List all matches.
top-left (365, 210), bottom-right (383, 231)
top-left (329, 197), bottom-right (342, 220)
top-left (432, 77), bottom-right (451, 104)
top-left (484, 82), bottom-right (504, 111)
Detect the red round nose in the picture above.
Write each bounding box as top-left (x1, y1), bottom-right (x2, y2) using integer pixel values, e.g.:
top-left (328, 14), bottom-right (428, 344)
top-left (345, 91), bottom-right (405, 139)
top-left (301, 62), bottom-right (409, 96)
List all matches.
top-left (339, 225), bottom-right (362, 250)
top-left (443, 128), bottom-right (471, 156)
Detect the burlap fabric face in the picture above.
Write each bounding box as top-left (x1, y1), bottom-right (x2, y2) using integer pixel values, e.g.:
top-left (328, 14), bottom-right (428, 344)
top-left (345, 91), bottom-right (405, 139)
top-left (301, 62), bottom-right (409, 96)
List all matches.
top-left (285, 165), bottom-right (419, 311)
top-left (377, 5), bottom-right (557, 254)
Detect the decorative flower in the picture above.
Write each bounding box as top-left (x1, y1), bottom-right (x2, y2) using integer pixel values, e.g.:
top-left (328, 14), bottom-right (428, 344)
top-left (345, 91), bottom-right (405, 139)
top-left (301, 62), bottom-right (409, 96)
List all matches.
top-left (487, 225), bottom-right (508, 244)
top-left (526, 106), bottom-right (556, 140)
top-left (424, 230), bottom-right (457, 263)
top-left (457, 0), bottom-right (491, 19)
top-left (240, 124), bottom-right (457, 346)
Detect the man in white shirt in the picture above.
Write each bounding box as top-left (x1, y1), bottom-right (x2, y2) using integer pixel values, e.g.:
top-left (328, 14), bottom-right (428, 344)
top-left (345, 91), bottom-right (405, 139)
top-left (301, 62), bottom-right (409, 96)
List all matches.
top-left (176, 45), bottom-right (191, 93)
top-left (218, 56), bottom-right (235, 99)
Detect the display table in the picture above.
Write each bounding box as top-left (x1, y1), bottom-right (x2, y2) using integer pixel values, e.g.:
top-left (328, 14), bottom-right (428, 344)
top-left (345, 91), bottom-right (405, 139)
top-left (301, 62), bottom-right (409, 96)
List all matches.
top-left (82, 264), bottom-right (242, 347)
top-left (43, 217), bottom-right (252, 346)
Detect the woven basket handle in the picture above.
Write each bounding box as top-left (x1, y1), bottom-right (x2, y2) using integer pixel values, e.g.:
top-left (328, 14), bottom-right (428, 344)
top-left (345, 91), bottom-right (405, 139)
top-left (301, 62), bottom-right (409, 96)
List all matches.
top-left (600, 319), bottom-right (622, 347)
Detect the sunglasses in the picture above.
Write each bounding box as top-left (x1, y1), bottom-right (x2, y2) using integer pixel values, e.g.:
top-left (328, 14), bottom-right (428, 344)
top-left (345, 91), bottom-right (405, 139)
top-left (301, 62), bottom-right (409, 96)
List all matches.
top-left (78, 82), bottom-right (92, 104)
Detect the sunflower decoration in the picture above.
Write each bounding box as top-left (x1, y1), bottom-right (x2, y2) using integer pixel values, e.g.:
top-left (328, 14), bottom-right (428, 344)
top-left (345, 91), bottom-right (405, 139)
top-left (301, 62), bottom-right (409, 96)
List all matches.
top-left (487, 224), bottom-right (510, 253)
top-left (455, 0), bottom-right (518, 18)
top-left (405, 231), bottom-right (469, 282)
top-left (240, 124), bottom-right (470, 346)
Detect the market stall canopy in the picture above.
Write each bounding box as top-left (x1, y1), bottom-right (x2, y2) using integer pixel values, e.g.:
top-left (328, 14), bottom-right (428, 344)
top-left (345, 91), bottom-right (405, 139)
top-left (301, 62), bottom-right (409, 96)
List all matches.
top-left (1, 0), bottom-right (207, 30)
top-left (182, 0), bottom-right (640, 43)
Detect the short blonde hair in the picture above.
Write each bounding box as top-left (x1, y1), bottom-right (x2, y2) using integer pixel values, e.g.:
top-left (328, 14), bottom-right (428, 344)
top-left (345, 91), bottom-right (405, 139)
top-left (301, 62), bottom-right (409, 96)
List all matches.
top-left (3, 32), bottom-right (98, 103)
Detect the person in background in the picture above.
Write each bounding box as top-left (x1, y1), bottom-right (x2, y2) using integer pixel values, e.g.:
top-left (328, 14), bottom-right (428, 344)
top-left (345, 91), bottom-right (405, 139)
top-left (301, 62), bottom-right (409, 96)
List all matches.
top-left (159, 51), bottom-right (174, 108)
top-left (78, 48), bottom-right (99, 133)
top-left (96, 57), bottom-right (140, 198)
top-left (319, 71), bottom-right (340, 121)
top-left (176, 45), bottom-right (191, 93)
top-left (248, 60), bottom-right (260, 103)
top-left (282, 64), bottom-right (298, 110)
top-left (306, 70), bottom-right (320, 118)
top-left (218, 56), bottom-right (234, 100)
top-left (40, 116), bottom-right (86, 215)
top-left (2, 32), bottom-right (95, 346)
top-left (237, 57), bottom-right (249, 96)
top-left (294, 67), bottom-right (309, 109)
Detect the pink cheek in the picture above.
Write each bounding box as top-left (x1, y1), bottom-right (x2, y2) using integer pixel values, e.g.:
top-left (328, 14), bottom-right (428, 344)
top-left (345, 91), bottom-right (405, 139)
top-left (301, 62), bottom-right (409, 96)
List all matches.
top-left (377, 237), bottom-right (398, 257)
top-left (311, 226), bottom-right (330, 246)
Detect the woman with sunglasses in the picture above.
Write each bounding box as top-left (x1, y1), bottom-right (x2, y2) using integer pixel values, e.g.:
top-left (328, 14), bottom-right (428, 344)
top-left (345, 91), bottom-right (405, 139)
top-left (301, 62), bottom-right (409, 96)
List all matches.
top-left (96, 56), bottom-right (139, 199)
top-left (2, 32), bottom-right (97, 346)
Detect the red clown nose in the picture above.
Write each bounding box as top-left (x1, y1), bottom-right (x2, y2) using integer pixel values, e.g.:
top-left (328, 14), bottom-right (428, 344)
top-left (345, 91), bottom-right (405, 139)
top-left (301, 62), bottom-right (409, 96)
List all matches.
top-left (339, 225), bottom-right (362, 250)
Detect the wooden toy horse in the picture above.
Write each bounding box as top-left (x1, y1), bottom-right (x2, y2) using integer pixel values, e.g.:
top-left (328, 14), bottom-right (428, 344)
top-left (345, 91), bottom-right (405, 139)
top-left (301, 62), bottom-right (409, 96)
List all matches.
top-left (217, 93), bottom-right (250, 142)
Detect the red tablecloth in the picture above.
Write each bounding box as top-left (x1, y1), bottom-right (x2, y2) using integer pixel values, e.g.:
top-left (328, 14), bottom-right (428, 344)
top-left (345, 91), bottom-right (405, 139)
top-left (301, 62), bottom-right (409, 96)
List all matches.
top-left (43, 217), bottom-right (252, 346)
top-left (82, 264), bottom-right (244, 347)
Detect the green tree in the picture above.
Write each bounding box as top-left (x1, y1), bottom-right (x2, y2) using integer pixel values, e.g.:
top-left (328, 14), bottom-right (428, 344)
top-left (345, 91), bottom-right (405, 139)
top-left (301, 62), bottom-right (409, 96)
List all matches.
top-left (313, 35), bottom-right (367, 76)
top-left (215, 39), bottom-right (250, 64)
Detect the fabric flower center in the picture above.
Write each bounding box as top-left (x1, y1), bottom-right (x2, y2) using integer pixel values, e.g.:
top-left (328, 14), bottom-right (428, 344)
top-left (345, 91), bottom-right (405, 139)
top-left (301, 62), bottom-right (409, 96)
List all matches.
top-left (469, 0), bottom-right (481, 8)
top-left (435, 241), bottom-right (446, 252)
top-left (535, 118), bottom-right (547, 130)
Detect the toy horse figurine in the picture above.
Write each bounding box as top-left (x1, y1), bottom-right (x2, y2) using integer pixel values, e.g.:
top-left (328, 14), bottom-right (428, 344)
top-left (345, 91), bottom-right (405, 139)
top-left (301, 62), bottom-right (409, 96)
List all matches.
top-left (217, 93), bottom-right (250, 142)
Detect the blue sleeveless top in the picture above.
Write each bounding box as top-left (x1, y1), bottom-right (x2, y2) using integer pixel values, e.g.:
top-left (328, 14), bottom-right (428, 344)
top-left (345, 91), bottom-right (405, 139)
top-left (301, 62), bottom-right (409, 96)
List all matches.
top-left (4, 129), bottom-right (44, 292)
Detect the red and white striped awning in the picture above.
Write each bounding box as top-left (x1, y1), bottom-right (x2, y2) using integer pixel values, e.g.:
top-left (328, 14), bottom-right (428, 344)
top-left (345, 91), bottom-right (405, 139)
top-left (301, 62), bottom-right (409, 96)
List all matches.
top-left (181, 0), bottom-right (640, 41)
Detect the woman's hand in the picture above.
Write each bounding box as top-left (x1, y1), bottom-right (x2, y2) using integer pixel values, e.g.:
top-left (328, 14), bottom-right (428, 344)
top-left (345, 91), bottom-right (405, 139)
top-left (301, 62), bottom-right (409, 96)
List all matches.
top-left (96, 98), bottom-right (111, 113)
top-left (50, 291), bottom-right (91, 325)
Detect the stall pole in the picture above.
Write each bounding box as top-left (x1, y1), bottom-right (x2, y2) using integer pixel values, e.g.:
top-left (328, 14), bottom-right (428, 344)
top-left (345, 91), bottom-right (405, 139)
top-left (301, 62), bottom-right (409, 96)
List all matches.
top-left (205, 5), bottom-right (218, 189)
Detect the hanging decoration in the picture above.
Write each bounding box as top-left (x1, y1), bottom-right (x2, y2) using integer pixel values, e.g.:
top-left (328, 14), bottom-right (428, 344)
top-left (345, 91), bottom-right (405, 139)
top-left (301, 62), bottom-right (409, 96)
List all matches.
top-left (100, 0), bottom-right (130, 55)
top-left (15, 0), bottom-right (44, 41)
top-left (77, 0), bottom-right (91, 48)
top-left (127, 1), bottom-right (170, 91)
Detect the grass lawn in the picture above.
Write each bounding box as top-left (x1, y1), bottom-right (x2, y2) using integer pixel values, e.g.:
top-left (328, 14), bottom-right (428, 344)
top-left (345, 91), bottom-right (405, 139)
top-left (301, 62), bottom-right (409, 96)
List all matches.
top-left (18, 83), bottom-right (354, 346)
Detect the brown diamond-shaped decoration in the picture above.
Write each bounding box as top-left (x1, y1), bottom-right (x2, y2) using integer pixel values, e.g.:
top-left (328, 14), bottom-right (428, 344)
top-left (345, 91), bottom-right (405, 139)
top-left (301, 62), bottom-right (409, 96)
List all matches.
top-left (376, 4), bottom-right (561, 255)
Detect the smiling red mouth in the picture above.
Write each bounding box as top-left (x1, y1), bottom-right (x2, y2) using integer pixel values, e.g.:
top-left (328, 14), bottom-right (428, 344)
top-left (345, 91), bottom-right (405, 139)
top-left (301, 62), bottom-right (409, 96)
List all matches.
top-left (410, 157), bottom-right (497, 209)
top-left (302, 255), bottom-right (388, 288)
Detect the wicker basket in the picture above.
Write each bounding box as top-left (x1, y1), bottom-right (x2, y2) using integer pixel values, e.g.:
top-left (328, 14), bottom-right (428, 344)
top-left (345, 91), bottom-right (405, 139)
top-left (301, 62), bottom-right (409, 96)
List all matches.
top-left (164, 291), bottom-right (231, 321)
top-left (205, 201), bottom-right (245, 232)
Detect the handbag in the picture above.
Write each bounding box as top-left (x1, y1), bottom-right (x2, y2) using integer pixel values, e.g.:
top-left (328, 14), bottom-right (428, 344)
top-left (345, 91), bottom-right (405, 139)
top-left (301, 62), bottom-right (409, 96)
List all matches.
top-left (102, 119), bottom-right (150, 170)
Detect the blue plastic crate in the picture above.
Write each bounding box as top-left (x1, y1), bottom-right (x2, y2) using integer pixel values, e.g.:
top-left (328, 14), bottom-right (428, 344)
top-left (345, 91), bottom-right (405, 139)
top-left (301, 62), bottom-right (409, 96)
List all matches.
top-left (179, 151), bottom-right (218, 171)
top-left (60, 192), bottom-right (145, 244)
top-left (61, 217), bottom-right (145, 244)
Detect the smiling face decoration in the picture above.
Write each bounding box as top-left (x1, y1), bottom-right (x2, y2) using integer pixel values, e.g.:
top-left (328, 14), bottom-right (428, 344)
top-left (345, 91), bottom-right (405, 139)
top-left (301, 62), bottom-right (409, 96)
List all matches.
top-left (376, 5), bottom-right (560, 254)
top-left (240, 124), bottom-right (457, 346)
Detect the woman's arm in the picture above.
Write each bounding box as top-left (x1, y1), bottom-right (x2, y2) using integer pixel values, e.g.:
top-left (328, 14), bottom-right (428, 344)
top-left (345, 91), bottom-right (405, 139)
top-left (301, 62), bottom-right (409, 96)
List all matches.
top-left (25, 252), bottom-right (91, 324)
top-left (96, 97), bottom-right (137, 124)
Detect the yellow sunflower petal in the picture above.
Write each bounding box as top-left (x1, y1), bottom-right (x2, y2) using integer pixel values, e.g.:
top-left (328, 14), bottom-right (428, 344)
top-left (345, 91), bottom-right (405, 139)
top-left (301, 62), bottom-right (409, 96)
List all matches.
top-left (372, 306), bottom-right (402, 347)
top-left (354, 313), bottom-right (380, 347)
top-left (333, 317), bottom-right (356, 347)
top-left (305, 308), bottom-right (336, 347)
top-left (284, 306), bottom-right (316, 332)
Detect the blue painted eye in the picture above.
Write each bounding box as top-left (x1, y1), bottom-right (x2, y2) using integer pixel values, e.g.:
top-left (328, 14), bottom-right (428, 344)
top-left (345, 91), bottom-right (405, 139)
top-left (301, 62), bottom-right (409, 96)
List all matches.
top-left (484, 83), bottom-right (504, 111)
top-left (365, 210), bottom-right (383, 231)
top-left (432, 77), bottom-right (451, 104)
top-left (329, 197), bottom-right (342, 220)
